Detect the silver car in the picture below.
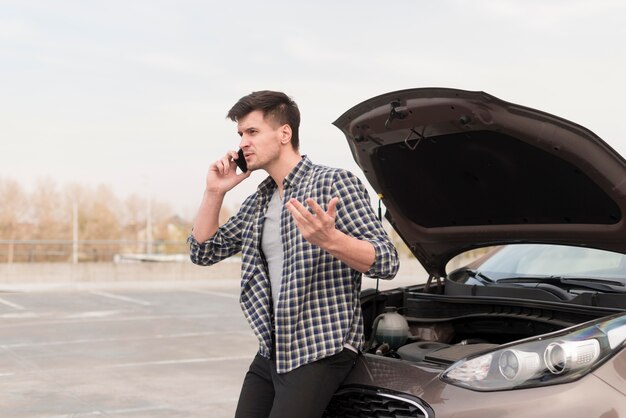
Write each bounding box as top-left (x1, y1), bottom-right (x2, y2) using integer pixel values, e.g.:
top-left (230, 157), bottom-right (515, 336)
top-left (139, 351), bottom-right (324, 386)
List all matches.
top-left (324, 88), bottom-right (626, 417)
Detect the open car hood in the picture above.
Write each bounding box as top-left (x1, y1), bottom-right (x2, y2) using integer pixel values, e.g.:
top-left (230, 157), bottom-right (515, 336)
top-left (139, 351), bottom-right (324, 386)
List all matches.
top-left (333, 88), bottom-right (626, 277)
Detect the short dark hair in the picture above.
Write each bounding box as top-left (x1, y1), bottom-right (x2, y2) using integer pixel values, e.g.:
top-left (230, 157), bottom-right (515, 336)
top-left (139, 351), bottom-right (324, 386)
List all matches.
top-left (227, 90), bottom-right (300, 150)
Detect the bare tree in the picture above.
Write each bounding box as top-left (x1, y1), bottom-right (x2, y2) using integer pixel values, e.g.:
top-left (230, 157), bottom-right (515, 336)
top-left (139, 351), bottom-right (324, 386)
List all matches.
top-left (122, 193), bottom-right (146, 253)
top-left (0, 178), bottom-right (28, 262)
top-left (0, 178), bottom-right (200, 262)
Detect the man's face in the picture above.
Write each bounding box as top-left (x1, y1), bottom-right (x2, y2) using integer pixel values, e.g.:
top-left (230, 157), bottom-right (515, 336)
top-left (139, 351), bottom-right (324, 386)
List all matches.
top-left (237, 110), bottom-right (287, 172)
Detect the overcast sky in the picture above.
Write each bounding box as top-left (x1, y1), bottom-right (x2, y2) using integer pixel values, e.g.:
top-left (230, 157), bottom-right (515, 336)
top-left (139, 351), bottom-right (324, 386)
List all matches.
top-left (2, 0), bottom-right (626, 219)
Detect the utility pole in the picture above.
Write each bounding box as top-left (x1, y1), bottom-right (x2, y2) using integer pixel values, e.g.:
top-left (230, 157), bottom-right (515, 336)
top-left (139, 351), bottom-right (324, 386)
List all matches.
top-left (146, 196), bottom-right (153, 255)
top-left (72, 201), bottom-right (78, 264)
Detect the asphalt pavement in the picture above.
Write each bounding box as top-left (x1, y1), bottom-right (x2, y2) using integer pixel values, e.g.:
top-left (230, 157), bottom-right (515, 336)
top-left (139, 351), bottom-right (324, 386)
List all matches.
top-left (0, 256), bottom-right (429, 418)
top-left (0, 280), bottom-right (258, 417)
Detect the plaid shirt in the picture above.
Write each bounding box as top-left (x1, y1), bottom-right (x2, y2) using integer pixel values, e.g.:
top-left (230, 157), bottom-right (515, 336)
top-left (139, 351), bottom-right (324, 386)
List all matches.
top-left (188, 156), bottom-right (399, 373)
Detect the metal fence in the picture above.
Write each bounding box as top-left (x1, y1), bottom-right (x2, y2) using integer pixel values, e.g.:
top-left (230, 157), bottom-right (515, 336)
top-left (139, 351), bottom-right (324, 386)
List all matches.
top-left (0, 240), bottom-right (189, 263)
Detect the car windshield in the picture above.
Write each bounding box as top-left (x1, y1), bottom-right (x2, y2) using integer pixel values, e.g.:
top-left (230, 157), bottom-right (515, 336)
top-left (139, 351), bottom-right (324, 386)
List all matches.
top-left (473, 244), bottom-right (626, 284)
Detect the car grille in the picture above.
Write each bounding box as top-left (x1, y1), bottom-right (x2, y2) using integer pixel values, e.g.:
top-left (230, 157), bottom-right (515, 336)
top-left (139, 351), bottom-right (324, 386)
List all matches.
top-left (323, 386), bottom-right (432, 418)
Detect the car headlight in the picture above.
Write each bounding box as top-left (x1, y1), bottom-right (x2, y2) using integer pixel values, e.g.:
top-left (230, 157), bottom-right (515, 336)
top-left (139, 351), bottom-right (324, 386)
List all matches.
top-left (441, 313), bottom-right (626, 391)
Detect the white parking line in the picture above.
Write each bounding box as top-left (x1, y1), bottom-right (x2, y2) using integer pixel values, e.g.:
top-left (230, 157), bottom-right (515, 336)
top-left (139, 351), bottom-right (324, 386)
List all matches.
top-left (0, 331), bottom-right (248, 349)
top-left (0, 312), bottom-right (38, 319)
top-left (0, 313), bottom-right (240, 329)
top-left (0, 297), bottom-right (25, 310)
top-left (44, 405), bottom-right (171, 418)
top-left (89, 291), bottom-right (152, 306)
top-left (63, 310), bottom-right (122, 319)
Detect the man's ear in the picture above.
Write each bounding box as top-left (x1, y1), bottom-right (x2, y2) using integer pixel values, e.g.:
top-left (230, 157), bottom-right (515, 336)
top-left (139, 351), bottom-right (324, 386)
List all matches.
top-left (280, 124), bottom-right (292, 145)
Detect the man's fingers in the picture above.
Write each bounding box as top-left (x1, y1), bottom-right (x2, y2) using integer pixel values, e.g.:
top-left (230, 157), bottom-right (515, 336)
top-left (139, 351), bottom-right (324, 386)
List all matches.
top-left (214, 158), bottom-right (227, 175)
top-left (305, 198), bottom-right (326, 217)
top-left (286, 197), bottom-right (340, 247)
top-left (287, 202), bottom-right (315, 232)
top-left (221, 155), bottom-right (233, 175)
top-left (327, 197), bottom-right (339, 219)
top-left (287, 198), bottom-right (309, 216)
top-left (291, 197), bottom-right (339, 220)
top-left (305, 197), bottom-right (339, 219)
top-left (285, 199), bottom-right (304, 219)
top-left (214, 151), bottom-right (241, 176)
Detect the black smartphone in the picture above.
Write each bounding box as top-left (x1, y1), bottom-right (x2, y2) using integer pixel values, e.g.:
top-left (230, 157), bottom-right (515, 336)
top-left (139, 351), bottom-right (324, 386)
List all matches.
top-left (236, 148), bottom-right (248, 173)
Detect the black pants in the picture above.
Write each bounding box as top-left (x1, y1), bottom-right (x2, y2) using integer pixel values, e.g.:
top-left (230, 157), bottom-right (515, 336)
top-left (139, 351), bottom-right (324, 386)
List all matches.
top-left (234, 349), bottom-right (357, 418)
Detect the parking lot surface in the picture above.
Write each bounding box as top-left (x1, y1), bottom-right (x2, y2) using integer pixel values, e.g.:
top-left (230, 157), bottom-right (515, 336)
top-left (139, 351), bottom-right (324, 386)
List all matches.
top-left (0, 279), bottom-right (258, 417)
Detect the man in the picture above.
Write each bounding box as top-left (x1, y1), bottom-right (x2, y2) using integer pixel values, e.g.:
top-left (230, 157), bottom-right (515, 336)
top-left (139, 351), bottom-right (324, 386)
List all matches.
top-left (188, 90), bottom-right (399, 418)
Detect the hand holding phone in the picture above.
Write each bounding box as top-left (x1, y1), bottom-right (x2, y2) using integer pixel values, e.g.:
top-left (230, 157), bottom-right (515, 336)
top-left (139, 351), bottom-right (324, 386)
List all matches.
top-left (236, 149), bottom-right (248, 173)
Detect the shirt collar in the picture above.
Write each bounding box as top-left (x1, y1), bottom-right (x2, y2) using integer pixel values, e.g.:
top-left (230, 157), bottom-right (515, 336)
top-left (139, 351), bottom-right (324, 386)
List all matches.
top-left (283, 155), bottom-right (312, 190)
top-left (257, 155), bottom-right (312, 197)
